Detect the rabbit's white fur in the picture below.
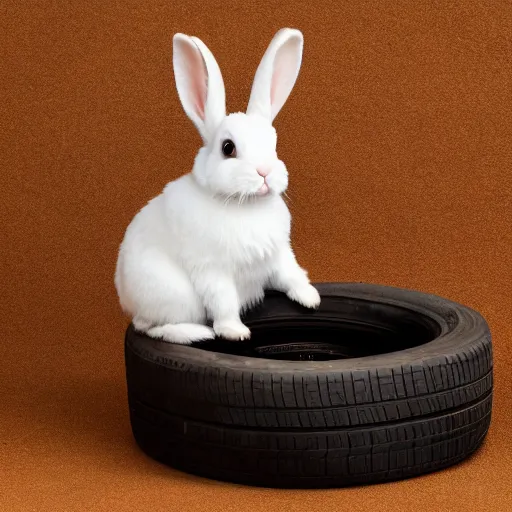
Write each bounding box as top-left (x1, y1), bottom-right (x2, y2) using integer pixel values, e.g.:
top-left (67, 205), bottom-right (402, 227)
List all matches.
top-left (115, 28), bottom-right (320, 344)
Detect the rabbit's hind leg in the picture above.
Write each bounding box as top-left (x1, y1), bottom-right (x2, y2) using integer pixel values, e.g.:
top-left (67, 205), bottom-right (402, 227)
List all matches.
top-left (122, 250), bottom-right (213, 344)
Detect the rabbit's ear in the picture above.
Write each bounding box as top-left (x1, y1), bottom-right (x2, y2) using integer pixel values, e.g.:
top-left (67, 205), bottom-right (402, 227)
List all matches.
top-left (173, 33), bottom-right (226, 142)
top-left (246, 28), bottom-right (303, 122)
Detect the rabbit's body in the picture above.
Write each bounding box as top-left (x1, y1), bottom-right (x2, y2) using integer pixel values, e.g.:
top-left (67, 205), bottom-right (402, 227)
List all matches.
top-left (115, 28), bottom-right (320, 344)
top-left (115, 173), bottom-right (294, 342)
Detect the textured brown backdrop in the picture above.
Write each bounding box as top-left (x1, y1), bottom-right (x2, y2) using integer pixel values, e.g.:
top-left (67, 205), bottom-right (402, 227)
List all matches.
top-left (2, 1), bottom-right (511, 511)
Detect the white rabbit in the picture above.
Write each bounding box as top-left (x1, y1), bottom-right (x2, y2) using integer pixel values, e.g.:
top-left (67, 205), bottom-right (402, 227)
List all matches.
top-left (115, 28), bottom-right (321, 344)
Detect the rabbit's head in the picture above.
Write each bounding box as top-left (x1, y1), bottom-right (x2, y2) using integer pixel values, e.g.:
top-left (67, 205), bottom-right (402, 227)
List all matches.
top-left (173, 28), bottom-right (303, 200)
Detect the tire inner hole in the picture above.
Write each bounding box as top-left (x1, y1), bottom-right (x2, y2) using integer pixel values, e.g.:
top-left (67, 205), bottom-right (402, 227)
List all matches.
top-left (199, 293), bottom-right (442, 361)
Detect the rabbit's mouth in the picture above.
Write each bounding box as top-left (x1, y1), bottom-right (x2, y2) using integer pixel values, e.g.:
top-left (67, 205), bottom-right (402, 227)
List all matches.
top-left (255, 182), bottom-right (270, 196)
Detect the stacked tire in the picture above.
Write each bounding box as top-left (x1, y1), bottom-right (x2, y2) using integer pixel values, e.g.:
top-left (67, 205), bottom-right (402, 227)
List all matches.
top-left (125, 283), bottom-right (493, 488)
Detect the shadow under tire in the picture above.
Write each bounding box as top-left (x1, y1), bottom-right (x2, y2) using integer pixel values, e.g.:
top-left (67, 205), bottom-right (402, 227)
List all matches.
top-left (125, 282), bottom-right (493, 488)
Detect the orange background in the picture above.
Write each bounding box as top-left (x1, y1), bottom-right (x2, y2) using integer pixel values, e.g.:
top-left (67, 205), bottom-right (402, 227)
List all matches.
top-left (2, 1), bottom-right (512, 511)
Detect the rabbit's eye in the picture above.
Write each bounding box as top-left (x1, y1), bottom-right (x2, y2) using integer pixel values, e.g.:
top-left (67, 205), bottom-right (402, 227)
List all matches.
top-left (222, 139), bottom-right (237, 158)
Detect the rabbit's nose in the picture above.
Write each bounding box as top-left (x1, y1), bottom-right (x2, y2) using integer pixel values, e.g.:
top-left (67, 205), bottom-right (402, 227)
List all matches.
top-left (257, 167), bottom-right (271, 177)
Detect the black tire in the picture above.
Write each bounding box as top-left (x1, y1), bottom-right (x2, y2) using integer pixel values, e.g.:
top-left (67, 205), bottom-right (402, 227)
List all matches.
top-left (125, 283), bottom-right (493, 488)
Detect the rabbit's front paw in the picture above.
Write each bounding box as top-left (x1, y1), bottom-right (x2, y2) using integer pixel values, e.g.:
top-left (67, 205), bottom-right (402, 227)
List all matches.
top-left (214, 320), bottom-right (251, 341)
top-left (287, 284), bottom-right (321, 309)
